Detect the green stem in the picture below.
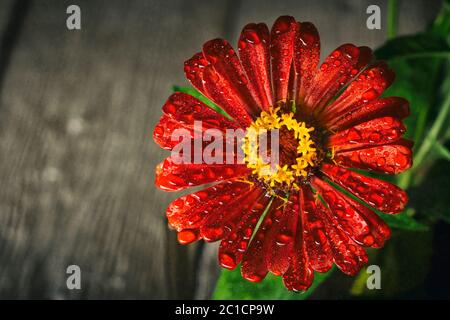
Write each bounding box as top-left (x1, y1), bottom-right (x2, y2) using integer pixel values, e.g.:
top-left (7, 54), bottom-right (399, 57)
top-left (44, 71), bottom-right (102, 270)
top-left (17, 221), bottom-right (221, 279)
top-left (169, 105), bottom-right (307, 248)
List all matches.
top-left (414, 91), bottom-right (450, 167)
top-left (250, 197), bottom-right (275, 242)
top-left (433, 141), bottom-right (450, 161)
top-left (432, 0), bottom-right (450, 37)
top-left (350, 267), bottom-right (370, 296)
top-left (413, 103), bottom-right (429, 150)
top-left (387, 0), bottom-right (398, 39)
top-left (398, 89), bottom-right (450, 188)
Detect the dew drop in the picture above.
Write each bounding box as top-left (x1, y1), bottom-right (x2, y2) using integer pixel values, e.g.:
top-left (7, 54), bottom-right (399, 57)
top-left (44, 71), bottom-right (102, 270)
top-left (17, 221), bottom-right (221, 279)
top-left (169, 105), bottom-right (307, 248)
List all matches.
top-left (242, 29), bottom-right (261, 44)
top-left (362, 89), bottom-right (378, 101)
top-left (239, 240), bottom-right (248, 251)
top-left (244, 227), bottom-right (253, 238)
top-left (177, 230), bottom-right (198, 245)
top-left (395, 154), bottom-right (408, 167)
top-left (243, 273), bottom-right (263, 282)
top-left (376, 157), bottom-right (386, 167)
top-left (299, 32), bottom-right (315, 46)
top-left (363, 235), bottom-right (375, 246)
top-left (332, 50), bottom-right (341, 58)
top-left (154, 125), bottom-right (164, 137)
top-left (165, 102), bottom-right (177, 114)
top-left (172, 198), bottom-right (185, 209)
top-left (274, 20), bottom-right (291, 34)
top-left (219, 253), bottom-right (237, 269)
top-left (345, 45), bottom-right (360, 59)
top-left (276, 232), bottom-right (294, 245)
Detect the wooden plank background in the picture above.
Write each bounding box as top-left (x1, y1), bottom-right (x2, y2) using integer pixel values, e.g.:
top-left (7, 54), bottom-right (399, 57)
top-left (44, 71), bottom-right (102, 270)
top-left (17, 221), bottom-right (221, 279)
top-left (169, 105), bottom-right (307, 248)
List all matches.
top-left (0, 0), bottom-right (441, 299)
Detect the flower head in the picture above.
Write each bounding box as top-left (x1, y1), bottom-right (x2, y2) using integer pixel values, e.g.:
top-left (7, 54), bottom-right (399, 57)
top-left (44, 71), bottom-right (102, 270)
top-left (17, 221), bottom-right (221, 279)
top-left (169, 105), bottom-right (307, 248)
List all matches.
top-left (153, 16), bottom-right (412, 291)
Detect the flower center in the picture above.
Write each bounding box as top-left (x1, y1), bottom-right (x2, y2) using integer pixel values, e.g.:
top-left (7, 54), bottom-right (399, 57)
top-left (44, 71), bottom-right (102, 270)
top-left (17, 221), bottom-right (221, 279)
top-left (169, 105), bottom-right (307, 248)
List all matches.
top-left (242, 107), bottom-right (318, 190)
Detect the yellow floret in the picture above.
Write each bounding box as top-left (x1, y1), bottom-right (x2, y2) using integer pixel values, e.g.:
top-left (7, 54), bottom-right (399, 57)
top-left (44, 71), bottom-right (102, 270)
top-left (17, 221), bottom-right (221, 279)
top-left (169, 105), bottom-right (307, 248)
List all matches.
top-left (242, 107), bottom-right (317, 189)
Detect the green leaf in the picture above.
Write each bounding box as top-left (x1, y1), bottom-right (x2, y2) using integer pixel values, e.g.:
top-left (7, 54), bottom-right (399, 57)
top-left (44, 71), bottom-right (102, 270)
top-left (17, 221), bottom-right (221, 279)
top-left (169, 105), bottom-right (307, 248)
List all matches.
top-left (375, 34), bottom-right (450, 62)
top-left (374, 6), bottom-right (450, 149)
top-left (376, 1), bottom-right (450, 61)
top-left (350, 230), bottom-right (433, 298)
top-left (386, 62), bottom-right (438, 148)
top-left (395, 63), bottom-right (450, 189)
top-left (431, 0), bottom-right (450, 41)
top-left (408, 158), bottom-right (450, 224)
top-left (172, 85), bottom-right (232, 119)
top-left (380, 210), bottom-right (428, 231)
top-left (213, 267), bottom-right (334, 300)
top-left (432, 141), bottom-right (450, 161)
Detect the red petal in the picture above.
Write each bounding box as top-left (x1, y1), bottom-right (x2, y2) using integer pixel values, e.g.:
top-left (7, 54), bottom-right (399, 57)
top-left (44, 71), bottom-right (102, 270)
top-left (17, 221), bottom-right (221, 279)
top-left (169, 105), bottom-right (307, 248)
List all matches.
top-left (162, 92), bottom-right (239, 129)
top-left (328, 97), bottom-right (410, 132)
top-left (266, 192), bottom-right (300, 276)
top-left (203, 39), bottom-right (261, 115)
top-left (238, 23), bottom-right (273, 110)
top-left (312, 177), bottom-right (391, 248)
top-left (241, 197), bottom-right (285, 282)
top-left (154, 115), bottom-right (189, 150)
top-left (270, 16), bottom-right (297, 103)
top-left (320, 62), bottom-right (395, 124)
top-left (321, 163), bottom-right (408, 214)
top-left (282, 247), bottom-right (314, 292)
top-left (166, 180), bottom-right (252, 231)
top-left (154, 93), bottom-right (240, 150)
top-left (301, 187), bottom-right (333, 272)
top-left (314, 200), bottom-right (368, 276)
top-left (184, 52), bottom-right (209, 92)
top-left (328, 116), bottom-right (406, 152)
top-left (282, 189), bottom-right (314, 291)
top-left (155, 157), bottom-right (249, 191)
top-left (218, 192), bottom-right (272, 270)
top-left (294, 22), bottom-right (320, 110)
top-left (154, 124), bottom-right (241, 166)
top-left (305, 45), bottom-right (373, 113)
top-left (334, 139), bottom-right (413, 174)
top-left (203, 65), bottom-right (253, 127)
top-left (200, 186), bottom-right (264, 242)
top-left (184, 51), bottom-right (253, 127)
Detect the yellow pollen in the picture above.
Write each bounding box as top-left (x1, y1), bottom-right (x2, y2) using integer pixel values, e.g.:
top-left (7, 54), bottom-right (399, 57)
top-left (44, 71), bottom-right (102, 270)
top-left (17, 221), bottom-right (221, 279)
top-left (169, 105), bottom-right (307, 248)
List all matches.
top-left (242, 107), bottom-right (317, 189)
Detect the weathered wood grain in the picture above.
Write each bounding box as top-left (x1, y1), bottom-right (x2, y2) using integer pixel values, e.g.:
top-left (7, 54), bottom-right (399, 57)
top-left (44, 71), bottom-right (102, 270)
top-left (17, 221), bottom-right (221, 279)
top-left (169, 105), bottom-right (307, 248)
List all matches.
top-left (0, 0), bottom-right (441, 299)
top-left (0, 0), bottom-right (235, 299)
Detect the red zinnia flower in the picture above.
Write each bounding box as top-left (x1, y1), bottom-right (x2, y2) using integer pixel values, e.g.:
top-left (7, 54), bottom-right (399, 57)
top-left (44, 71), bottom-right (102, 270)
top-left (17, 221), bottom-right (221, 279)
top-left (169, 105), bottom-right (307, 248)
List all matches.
top-left (153, 16), bottom-right (412, 291)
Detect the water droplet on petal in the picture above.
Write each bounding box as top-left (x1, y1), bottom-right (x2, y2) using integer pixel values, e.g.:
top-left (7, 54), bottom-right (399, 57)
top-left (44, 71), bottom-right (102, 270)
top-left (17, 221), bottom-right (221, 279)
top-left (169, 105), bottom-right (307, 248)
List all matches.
top-left (243, 273), bottom-right (263, 282)
top-left (332, 50), bottom-right (341, 58)
top-left (219, 253), bottom-right (237, 269)
top-left (362, 89), bottom-right (378, 101)
top-left (363, 235), bottom-right (375, 246)
top-left (177, 230), bottom-right (198, 245)
top-left (274, 20), bottom-right (291, 34)
top-left (276, 232), bottom-right (294, 245)
top-left (242, 29), bottom-right (261, 44)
